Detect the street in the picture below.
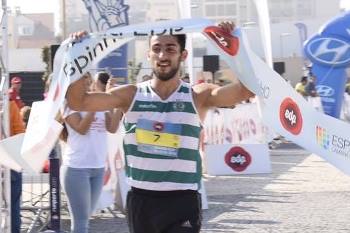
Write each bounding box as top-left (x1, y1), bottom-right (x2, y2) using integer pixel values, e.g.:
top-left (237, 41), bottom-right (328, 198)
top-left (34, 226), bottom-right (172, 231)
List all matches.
top-left (23, 143), bottom-right (350, 233)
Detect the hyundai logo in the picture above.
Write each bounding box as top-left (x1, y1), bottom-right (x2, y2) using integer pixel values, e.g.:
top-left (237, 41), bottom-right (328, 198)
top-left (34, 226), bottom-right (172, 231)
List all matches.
top-left (316, 85), bottom-right (335, 97)
top-left (305, 36), bottom-right (350, 67)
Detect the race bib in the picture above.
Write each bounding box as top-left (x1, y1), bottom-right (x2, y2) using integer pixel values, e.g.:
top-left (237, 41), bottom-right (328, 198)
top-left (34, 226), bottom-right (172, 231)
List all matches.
top-left (136, 119), bottom-right (182, 157)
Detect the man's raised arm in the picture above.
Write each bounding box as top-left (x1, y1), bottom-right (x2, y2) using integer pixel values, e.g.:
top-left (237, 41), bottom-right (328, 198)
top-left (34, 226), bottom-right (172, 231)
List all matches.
top-left (206, 80), bottom-right (254, 108)
top-left (66, 77), bottom-right (135, 112)
top-left (202, 21), bottom-right (254, 108)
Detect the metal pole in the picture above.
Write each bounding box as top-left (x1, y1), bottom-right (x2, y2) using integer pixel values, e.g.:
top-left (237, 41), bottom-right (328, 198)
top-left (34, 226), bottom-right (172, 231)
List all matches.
top-left (1, 0), bottom-right (11, 232)
top-left (280, 35), bottom-right (284, 58)
top-left (280, 33), bottom-right (291, 58)
top-left (177, 0), bottom-right (194, 84)
top-left (62, 0), bottom-right (67, 39)
top-left (40, 149), bottom-right (62, 233)
top-left (48, 150), bottom-right (61, 232)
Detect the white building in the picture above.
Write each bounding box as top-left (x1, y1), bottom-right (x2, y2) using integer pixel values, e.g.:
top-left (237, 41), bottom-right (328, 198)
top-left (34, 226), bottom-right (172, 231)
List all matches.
top-left (145, 0), bottom-right (179, 21)
top-left (6, 8), bottom-right (56, 72)
top-left (56, 0), bottom-right (343, 84)
top-left (189, 0), bottom-right (342, 84)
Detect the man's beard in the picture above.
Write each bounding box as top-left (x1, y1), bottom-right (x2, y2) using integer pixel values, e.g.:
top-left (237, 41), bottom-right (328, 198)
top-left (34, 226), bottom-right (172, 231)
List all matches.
top-left (153, 60), bottom-right (181, 81)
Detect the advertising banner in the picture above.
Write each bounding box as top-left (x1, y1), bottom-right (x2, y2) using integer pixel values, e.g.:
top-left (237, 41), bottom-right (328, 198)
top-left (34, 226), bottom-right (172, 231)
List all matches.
top-left (205, 144), bottom-right (271, 176)
top-left (4, 17), bottom-right (349, 177)
top-left (203, 104), bottom-right (272, 145)
top-left (294, 22), bottom-right (308, 58)
top-left (83, 0), bottom-right (129, 78)
top-left (304, 11), bottom-right (350, 118)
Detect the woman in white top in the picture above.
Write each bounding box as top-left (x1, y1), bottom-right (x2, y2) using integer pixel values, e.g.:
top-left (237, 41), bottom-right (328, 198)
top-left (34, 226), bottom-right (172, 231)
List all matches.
top-left (61, 72), bottom-right (122, 233)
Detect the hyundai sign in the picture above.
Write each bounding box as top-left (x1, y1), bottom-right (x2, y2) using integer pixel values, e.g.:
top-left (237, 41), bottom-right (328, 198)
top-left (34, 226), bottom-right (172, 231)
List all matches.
top-left (304, 11), bottom-right (350, 118)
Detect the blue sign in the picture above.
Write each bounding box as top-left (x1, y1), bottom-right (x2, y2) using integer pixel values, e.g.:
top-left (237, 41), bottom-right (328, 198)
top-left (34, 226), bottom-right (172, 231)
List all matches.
top-left (305, 34), bottom-right (350, 67)
top-left (304, 11), bottom-right (350, 118)
top-left (82, 0), bottom-right (129, 79)
top-left (312, 66), bottom-right (347, 117)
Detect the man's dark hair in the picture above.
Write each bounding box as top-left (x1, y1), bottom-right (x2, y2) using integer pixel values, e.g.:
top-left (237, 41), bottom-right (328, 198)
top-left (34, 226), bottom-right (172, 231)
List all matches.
top-left (96, 71), bottom-right (110, 85)
top-left (152, 18), bottom-right (186, 51)
top-left (149, 34), bottom-right (187, 52)
top-left (174, 34), bottom-right (186, 52)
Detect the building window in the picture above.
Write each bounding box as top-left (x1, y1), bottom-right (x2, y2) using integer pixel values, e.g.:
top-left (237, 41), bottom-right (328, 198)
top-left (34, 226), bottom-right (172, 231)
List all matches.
top-left (205, 5), bottom-right (216, 17)
top-left (270, 0), bottom-right (294, 19)
top-left (18, 25), bottom-right (33, 36)
top-left (226, 4), bottom-right (237, 15)
top-left (297, 0), bottom-right (314, 18)
top-left (204, 1), bottom-right (238, 18)
top-left (217, 4), bottom-right (225, 15)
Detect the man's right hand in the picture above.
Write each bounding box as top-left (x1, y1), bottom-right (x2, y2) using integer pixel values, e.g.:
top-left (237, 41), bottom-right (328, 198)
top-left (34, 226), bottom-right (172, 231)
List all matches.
top-left (70, 30), bottom-right (89, 41)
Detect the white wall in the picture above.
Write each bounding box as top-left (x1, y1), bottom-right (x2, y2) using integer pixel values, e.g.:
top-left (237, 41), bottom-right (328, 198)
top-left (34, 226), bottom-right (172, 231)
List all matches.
top-left (9, 49), bottom-right (45, 72)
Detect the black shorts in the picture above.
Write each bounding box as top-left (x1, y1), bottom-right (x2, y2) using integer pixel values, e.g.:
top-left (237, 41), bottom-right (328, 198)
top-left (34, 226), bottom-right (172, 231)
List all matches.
top-left (127, 187), bottom-right (202, 233)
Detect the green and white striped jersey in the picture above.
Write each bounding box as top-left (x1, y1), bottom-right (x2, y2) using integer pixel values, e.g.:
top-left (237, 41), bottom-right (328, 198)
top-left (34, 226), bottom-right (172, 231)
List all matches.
top-left (123, 80), bottom-right (202, 191)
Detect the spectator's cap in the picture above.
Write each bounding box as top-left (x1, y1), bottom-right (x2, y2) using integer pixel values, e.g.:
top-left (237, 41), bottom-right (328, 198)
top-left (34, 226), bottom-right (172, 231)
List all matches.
top-left (11, 76), bottom-right (22, 84)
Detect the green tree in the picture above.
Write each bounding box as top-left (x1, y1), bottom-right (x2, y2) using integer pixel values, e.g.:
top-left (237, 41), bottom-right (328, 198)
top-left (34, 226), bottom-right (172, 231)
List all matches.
top-left (128, 59), bottom-right (142, 84)
top-left (41, 46), bottom-right (50, 84)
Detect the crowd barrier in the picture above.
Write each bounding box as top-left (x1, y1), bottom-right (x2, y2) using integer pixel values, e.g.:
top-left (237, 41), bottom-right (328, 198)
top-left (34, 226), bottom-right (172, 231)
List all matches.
top-left (21, 173), bottom-right (50, 232)
top-left (202, 102), bottom-right (272, 175)
top-left (203, 102), bottom-right (273, 145)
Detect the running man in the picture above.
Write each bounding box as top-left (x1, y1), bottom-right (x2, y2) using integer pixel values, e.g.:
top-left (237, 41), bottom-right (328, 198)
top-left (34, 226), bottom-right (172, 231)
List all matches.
top-left (67, 21), bottom-right (253, 233)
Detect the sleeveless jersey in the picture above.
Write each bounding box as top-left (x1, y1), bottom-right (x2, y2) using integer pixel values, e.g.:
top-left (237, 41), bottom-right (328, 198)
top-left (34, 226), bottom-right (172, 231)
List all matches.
top-left (123, 80), bottom-right (202, 191)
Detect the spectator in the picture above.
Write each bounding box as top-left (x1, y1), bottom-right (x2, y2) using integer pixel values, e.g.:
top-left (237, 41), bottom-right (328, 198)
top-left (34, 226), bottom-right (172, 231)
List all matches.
top-left (20, 106), bottom-right (31, 128)
top-left (94, 72), bottom-right (124, 130)
top-left (295, 76), bottom-right (308, 97)
top-left (60, 72), bottom-right (122, 233)
top-left (67, 21), bottom-right (253, 233)
top-left (9, 100), bottom-right (25, 233)
top-left (93, 72), bottom-right (110, 92)
top-left (345, 78), bottom-right (350, 95)
top-left (106, 77), bottom-right (118, 90)
top-left (141, 74), bottom-right (152, 82)
top-left (305, 75), bottom-right (318, 97)
top-left (96, 70), bottom-right (124, 118)
top-left (181, 73), bottom-right (190, 83)
top-left (9, 77), bottom-right (24, 109)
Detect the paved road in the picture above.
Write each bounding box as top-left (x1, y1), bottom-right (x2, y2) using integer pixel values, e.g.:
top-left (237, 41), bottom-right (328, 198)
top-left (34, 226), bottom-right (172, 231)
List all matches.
top-left (22, 144), bottom-right (350, 232)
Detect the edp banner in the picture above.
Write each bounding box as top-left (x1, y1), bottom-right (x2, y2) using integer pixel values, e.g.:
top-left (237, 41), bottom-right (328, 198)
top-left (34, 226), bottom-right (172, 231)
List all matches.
top-left (6, 17), bottom-right (350, 178)
top-left (83, 0), bottom-right (130, 78)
